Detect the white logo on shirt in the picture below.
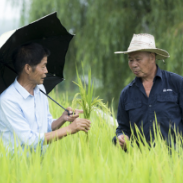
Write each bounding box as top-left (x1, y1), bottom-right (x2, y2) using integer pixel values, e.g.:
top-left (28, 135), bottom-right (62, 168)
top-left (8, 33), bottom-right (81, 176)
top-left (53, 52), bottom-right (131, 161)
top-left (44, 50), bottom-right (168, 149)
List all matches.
top-left (163, 89), bottom-right (173, 92)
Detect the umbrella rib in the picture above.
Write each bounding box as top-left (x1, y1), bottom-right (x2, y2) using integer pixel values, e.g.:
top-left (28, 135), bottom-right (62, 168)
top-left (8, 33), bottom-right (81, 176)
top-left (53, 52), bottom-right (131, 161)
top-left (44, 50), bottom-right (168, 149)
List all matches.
top-left (1, 67), bottom-right (7, 88)
top-left (0, 61), bottom-right (17, 74)
top-left (39, 89), bottom-right (73, 116)
top-left (0, 61), bottom-right (17, 88)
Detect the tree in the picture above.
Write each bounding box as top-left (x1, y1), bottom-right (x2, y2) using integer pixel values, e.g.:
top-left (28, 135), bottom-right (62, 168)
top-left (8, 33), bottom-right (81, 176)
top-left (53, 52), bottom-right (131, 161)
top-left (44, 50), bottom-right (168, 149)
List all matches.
top-left (9, 0), bottom-right (183, 112)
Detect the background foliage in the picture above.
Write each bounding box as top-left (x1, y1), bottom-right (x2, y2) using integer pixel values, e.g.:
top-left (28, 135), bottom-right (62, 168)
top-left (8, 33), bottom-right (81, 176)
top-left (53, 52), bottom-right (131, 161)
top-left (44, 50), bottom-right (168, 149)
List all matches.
top-left (9, 0), bottom-right (183, 112)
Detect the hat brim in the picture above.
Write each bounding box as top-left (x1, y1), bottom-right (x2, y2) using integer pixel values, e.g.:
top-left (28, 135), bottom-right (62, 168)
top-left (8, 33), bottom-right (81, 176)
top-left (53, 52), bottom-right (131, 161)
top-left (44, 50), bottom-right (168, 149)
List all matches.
top-left (114, 48), bottom-right (170, 60)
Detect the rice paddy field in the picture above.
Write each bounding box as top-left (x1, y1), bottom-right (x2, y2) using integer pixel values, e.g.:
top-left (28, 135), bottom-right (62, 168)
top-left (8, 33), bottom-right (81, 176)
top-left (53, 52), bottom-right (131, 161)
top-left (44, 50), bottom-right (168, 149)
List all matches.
top-left (1, 91), bottom-right (183, 183)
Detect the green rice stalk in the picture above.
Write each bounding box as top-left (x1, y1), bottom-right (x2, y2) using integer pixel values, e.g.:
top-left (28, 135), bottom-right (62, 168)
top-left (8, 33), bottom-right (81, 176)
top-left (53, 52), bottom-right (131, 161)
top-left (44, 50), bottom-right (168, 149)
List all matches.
top-left (72, 66), bottom-right (110, 120)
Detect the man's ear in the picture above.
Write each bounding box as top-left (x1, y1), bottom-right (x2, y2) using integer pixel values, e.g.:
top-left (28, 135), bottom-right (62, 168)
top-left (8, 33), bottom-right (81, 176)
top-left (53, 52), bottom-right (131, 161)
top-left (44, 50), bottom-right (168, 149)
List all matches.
top-left (150, 53), bottom-right (156, 61)
top-left (24, 64), bottom-right (32, 75)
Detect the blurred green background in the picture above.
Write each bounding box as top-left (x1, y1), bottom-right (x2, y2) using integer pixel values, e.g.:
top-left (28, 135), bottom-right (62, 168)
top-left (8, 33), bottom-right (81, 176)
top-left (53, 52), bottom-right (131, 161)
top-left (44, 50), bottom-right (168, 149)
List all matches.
top-left (2, 0), bottom-right (183, 113)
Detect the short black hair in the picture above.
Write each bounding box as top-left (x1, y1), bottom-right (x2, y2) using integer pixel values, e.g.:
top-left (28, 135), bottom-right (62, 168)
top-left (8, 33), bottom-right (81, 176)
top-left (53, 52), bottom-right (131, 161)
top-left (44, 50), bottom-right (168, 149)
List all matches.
top-left (12, 43), bottom-right (50, 75)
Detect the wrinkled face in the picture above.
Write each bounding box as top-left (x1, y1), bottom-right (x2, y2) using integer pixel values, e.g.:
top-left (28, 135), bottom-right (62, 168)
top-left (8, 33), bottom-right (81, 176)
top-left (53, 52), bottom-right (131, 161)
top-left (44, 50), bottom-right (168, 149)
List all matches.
top-left (128, 51), bottom-right (156, 79)
top-left (29, 56), bottom-right (48, 85)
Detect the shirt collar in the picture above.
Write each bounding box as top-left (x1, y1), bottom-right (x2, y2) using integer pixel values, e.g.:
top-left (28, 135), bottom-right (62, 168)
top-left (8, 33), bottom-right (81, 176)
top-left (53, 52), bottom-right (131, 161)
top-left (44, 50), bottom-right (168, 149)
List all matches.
top-left (129, 65), bottom-right (162, 87)
top-left (34, 85), bottom-right (40, 94)
top-left (14, 78), bottom-right (40, 99)
top-left (155, 65), bottom-right (162, 79)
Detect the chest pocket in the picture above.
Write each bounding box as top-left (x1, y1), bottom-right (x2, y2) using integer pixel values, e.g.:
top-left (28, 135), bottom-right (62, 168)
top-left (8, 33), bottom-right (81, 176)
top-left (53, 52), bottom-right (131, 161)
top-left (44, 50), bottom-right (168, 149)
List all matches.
top-left (125, 102), bottom-right (143, 125)
top-left (125, 102), bottom-right (142, 111)
top-left (156, 92), bottom-right (179, 121)
top-left (157, 93), bottom-right (178, 103)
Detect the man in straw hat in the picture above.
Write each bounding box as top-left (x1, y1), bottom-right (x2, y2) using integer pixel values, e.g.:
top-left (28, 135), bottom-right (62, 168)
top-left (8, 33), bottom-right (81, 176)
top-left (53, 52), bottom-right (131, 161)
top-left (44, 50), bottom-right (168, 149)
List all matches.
top-left (114, 33), bottom-right (183, 150)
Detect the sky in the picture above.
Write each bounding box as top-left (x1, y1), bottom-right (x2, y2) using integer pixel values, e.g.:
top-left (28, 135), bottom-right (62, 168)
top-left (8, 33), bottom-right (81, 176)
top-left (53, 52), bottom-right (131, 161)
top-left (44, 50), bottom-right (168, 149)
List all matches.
top-left (0, 0), bottom-right (21, 35)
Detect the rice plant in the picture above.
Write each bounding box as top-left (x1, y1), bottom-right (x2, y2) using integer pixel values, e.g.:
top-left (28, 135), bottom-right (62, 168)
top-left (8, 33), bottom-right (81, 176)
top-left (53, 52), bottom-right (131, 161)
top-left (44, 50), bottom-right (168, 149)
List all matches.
top-left (1, 90), bottom-right (183, 183)
top-left (72, 67), bottom-right (110, 119)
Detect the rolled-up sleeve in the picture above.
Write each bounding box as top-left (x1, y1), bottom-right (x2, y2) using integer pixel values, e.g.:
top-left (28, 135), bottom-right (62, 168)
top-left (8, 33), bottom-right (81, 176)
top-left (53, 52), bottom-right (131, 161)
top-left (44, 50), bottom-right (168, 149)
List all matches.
top-left (0, 98), bottom-right (44, 148)
top-left (116, 90), bottom-right (131, 138)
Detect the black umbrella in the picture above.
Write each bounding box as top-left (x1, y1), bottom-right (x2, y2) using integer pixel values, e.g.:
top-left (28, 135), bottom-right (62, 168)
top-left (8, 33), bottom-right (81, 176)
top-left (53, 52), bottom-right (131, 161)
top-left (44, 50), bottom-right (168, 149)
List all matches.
top-left (0, 12), bottom-right (74, 114)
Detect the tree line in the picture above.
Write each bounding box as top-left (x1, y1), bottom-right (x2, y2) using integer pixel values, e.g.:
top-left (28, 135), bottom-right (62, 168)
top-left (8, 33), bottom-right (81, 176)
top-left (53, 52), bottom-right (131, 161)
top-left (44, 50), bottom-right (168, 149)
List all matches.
top-left (9, 0), bottom-right (183, 112)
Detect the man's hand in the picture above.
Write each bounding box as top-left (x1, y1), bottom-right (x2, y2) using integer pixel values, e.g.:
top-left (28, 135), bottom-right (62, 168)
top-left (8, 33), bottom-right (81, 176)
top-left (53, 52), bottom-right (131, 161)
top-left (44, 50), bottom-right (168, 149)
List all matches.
top-left (45, 118), bottom-right (91, 144)
top-left (62, 107), bottom-right (83, 122)
top-left (68, 118), bottom-right (91, 134)
top-left (118, 134), bottom-right (129, 150)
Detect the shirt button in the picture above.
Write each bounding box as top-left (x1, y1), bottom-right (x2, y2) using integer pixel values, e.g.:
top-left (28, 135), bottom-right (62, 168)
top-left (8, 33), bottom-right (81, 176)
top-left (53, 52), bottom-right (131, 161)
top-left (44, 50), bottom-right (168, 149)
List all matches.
top-left (149, 105), bottom-right (152, 107)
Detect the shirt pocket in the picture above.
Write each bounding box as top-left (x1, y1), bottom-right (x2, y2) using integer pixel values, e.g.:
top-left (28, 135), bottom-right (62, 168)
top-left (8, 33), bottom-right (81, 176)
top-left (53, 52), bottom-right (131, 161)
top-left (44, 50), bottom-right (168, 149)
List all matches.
top-left (156, 93), bottom-right (179, 123)
top-left (157, 92), bottom-right (178, 103)
top-left (125, 102), bottom-right (143, 126)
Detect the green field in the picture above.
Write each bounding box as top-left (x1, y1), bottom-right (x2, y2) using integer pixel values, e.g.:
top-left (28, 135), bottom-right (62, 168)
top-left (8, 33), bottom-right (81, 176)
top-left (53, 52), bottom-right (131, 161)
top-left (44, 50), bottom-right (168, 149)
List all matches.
top-left (0, 91), bottom-right (183, 183)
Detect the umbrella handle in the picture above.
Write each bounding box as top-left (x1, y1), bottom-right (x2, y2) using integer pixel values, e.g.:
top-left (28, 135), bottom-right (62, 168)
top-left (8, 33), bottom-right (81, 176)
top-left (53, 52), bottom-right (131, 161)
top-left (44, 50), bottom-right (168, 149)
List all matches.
top-left (39, 89), bottom-right (74, 116)
top-left (66, 109), bottom-right (74, 116)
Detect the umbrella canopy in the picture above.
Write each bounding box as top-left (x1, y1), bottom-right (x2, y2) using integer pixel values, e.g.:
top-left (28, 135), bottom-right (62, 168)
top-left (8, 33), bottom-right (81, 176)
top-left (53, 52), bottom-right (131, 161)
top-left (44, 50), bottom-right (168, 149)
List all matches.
top-left (0, 12), bottom-right (74, 94)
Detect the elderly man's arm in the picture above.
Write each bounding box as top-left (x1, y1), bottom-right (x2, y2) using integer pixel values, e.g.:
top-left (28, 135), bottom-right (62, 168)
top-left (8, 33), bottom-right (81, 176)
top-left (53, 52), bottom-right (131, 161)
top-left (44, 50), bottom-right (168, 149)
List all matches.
top-left (116, 90), bottom-right (131, 149)
top-left (51, 107), bottom-right (84, 131)
top-left (42, 85), bottom-right (83, 132)
top-left (44, 118), bottom-right (90, 144)
top-left (44, 91), bottom-right (83, 132)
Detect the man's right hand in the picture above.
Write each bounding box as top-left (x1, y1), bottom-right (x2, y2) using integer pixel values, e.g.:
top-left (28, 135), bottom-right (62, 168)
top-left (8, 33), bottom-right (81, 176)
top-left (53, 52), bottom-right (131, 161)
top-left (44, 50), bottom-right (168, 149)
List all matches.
top-left (118, 134), bottom-right (129, 150)
top-left (69, 118), bottom-right (91, 134)
top-left (61, 107), bottom-right (84, 123)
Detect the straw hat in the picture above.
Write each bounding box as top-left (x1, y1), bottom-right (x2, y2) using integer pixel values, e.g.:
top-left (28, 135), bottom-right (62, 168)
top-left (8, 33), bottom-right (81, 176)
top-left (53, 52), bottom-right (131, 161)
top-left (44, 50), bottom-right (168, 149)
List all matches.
top-left (115, 33), bottom-right (170, 60)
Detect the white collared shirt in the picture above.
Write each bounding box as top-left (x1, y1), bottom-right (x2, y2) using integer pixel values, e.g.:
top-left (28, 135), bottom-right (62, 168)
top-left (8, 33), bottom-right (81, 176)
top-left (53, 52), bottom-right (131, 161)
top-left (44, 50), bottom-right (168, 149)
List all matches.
top-left (0, 78), bottom-right (54, 152)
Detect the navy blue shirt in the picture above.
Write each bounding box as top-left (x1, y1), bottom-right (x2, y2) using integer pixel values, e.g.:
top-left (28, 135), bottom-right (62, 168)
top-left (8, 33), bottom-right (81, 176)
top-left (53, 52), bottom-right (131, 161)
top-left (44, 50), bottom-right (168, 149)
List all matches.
top-left (116, 66), bottom-right (183, 142)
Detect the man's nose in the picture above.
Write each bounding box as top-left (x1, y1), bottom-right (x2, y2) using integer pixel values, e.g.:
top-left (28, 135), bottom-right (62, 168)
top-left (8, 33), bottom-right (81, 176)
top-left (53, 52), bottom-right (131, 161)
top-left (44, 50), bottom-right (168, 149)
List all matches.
top-left (131, 60), bottom-right (138, 68)
top-left (45, 67), bottom-right (48, 74)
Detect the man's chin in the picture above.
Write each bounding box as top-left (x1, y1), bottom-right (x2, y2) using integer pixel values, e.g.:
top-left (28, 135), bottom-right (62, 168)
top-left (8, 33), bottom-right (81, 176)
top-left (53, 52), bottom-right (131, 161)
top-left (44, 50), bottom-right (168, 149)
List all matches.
top-left (38, 80), bottom-right (44, 85)
top-left (133, 72), bottom-right (143, 78)
top-left (134, 73), bottom-right (140, 77)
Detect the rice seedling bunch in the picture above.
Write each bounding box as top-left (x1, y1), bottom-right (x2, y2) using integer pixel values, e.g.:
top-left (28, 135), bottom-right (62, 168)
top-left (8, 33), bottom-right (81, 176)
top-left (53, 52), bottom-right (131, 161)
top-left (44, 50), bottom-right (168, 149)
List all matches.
top-left (72, 67), bottom-right (110, 119)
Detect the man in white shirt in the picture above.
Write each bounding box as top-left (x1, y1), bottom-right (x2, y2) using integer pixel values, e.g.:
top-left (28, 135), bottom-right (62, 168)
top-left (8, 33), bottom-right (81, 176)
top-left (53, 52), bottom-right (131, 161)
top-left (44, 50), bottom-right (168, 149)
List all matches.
top-left (0, 43), bottom-right (91, 151)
